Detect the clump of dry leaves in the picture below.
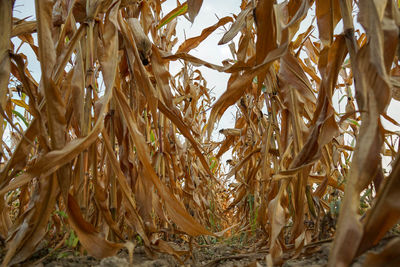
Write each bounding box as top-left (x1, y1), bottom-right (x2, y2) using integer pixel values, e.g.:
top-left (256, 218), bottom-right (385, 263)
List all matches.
top-left (0, 0), bottom-right (400, 266)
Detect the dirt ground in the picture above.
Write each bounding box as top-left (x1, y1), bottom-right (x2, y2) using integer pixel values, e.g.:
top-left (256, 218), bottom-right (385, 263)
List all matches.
top-left (2, 234), bottom-right (398, 267)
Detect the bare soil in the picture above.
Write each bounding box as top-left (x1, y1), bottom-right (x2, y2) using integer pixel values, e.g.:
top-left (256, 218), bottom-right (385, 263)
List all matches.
top-left (2, 234), bottom-right (398, 267)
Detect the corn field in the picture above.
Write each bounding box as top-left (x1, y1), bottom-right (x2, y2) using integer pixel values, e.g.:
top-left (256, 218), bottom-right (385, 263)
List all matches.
top-left (1, 0), bottom-right (400, 266)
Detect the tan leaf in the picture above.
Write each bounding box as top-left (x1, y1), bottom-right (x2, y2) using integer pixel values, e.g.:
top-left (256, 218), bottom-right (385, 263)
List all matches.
top-left (177, 17), bottom-right (233, 54)
top-left (67, 194), bottom-right (124, 259)
top-left (0, 0), bottom-right (13, 139)
top-left (218, 4), bottom-right (252, 45)
top-left (187, 0), bottom-right (203, 23)
top-left (316, 0), bottom-right (341, 46)
top-left (356, 155), bottom-right (400, 255)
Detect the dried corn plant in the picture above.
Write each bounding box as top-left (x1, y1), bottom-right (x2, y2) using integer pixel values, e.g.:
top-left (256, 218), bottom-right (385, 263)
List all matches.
top-left (0, 0), bottom-right (225, 265)
top-left (212, 0), bottom-right (400, 266)
top-left (1, 0), bottom-right (400, 266)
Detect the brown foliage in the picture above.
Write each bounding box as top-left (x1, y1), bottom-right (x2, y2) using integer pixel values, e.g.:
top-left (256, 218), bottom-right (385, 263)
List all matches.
top-left (1, 0), bottom-right (400, 266)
